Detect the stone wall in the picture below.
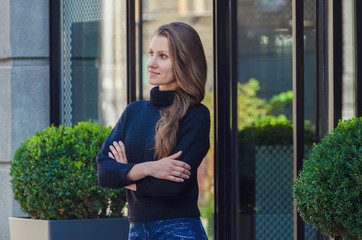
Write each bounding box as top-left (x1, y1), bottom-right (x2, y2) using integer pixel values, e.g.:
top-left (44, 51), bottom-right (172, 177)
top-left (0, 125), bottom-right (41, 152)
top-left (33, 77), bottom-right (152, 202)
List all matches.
top-left (0, 0), bottom-right (50, 239)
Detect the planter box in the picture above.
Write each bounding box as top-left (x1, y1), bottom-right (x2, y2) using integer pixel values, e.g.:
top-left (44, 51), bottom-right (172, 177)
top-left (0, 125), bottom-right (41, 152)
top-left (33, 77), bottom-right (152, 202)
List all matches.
top-left (9, 217), bottom-right (129, 240)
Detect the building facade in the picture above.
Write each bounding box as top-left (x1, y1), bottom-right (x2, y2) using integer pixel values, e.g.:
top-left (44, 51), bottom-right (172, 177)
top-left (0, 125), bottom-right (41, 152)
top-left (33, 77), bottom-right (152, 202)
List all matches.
top-left (0, 0), bottom-right (361, 240)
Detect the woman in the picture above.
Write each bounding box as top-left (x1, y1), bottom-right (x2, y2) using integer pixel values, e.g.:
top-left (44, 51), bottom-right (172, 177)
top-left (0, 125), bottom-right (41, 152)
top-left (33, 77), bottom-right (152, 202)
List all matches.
top-left (96, 22), bottom-right (210, 239)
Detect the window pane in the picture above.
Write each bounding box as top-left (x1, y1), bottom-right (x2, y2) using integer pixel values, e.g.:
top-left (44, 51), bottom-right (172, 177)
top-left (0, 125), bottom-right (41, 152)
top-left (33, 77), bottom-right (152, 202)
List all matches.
top-left (236, 0), bottom-right (317, 239)
top-left (61, 0), bottom-right (128, 127)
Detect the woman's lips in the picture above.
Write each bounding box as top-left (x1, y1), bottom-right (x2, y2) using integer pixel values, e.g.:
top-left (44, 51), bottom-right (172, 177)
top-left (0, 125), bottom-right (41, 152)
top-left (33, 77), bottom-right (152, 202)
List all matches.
top-left (148, 71), bottom-right (160, 77)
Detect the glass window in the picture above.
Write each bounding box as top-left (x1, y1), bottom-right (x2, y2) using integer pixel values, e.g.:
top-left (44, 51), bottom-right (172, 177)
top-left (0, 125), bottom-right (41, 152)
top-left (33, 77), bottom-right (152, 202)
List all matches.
top-left (236, 0), bottom-right (316, 239)
top-left (60, 0), bottom-right (128, 127)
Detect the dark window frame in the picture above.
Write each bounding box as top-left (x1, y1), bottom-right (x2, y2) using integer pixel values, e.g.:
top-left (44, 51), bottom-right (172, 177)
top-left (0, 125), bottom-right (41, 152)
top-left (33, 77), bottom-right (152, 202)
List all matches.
top-left (316, 0), bottom-right (330, 141)
top-left (332, 0), bottom-right (343, 127)
top-left (213, 0), bottom-right (234, 239)
top-left (316, 0), bottom-right (343, 239)
top-left (356, 0), bottom-right (362, 117)
top-left (50, 0), bottom-right (61, 126)
top-left (292, 1), bottom-right (305, 239)
top-left (315, 2), bottom-right (331, 238)
top-left (127, 0), bottom-right (137, 104)
top-left (316, 0), bottom-right (342, 135)
top-left (138, 0), bottom-right (143, 100)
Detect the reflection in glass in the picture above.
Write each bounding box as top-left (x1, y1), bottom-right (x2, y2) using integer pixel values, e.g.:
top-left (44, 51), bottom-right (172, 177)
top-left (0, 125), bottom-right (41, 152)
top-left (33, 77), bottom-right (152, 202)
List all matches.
top-left (62, 0), bottom-right (104, 126)
top-left (99, 0), bottom-right (128, 127)
top-left (62, 0), bottom-right (127, 127)
top-left (237, 0), bottom-right (316, 239)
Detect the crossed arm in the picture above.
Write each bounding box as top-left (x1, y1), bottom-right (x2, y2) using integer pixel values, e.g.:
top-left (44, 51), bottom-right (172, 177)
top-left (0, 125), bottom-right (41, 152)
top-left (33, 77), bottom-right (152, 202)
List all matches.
top-left (108, 141), bottom-right (191, 191)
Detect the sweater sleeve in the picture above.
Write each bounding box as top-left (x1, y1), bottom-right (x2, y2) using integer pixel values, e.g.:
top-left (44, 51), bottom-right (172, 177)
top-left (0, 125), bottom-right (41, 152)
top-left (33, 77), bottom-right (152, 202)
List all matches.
top-left (96, 108), bottom-right (136, 189)
top-left (135, 105), bottom-right (210, 197)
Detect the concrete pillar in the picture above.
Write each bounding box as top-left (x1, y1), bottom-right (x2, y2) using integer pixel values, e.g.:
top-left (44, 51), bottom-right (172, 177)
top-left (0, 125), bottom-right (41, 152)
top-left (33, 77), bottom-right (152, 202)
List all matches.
top-left (0, 0), bottom-right (50, 239)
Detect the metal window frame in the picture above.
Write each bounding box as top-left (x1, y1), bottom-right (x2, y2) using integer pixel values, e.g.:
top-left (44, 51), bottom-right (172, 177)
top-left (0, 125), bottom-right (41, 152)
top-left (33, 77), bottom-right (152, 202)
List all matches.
top-left (127, 0), bottom-right (137, 104)
top-left (138, 0), bottom-right (143, 100)
top-left (315, 0), bottom-right (342, 135)
top-left (316, 0), bottom-right (343, 239)
top-left (331, 0), bottom-right (343, 127)
top-left (230, 0), bottom-right (239, 238)
top-left (292, 1), bottom-right (305, 240)
top-left (316, 0), bottom-right (330, 141)
top-left (315, 2), bottom-right (343, 134)
top-left (213, 0), bottom-right (238, 239)
top-left (315, 2), bottom-right (331, 238)
top-left (50, 0), bottom-right (61, 126)
top-left (356, 0), bottom-right (362, 117)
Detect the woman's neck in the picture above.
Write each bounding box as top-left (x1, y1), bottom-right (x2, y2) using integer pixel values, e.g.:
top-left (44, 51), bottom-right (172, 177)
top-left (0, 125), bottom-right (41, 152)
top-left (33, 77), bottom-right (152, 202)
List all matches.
top-left (149, 86), bottom-right (175, 107)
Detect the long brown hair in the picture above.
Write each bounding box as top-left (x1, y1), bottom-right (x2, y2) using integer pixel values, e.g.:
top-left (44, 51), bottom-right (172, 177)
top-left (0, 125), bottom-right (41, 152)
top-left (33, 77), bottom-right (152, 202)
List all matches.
top-left (154, 22), bottom-right (207, 159)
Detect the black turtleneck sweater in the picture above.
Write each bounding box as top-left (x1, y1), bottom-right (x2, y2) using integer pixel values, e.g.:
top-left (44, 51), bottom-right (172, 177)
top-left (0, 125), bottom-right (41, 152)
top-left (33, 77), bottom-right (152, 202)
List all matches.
top-left (96, 87), bottom-right (210, 222)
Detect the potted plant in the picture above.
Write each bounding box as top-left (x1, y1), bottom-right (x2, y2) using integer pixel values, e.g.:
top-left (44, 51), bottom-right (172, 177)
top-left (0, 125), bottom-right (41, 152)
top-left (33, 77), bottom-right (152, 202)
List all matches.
top-left (293, 117), bottom-right (362, 240)
top-left (9, 121), bottom-right (129, 240)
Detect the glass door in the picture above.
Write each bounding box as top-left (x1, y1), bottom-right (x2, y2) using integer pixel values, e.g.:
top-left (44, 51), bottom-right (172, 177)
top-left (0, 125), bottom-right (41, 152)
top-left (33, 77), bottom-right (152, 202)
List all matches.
top-left (236, 0), bottom-right (316, 239)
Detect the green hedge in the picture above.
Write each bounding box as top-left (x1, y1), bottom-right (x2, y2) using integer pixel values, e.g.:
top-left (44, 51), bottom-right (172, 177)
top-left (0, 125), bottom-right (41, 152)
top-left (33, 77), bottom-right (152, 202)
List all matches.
top-left (293, 117), bottom-right (362, 240)
top-left (10, 121), bottom-right (126, 220)
top-left (239, 123), bottom-right (315, 146)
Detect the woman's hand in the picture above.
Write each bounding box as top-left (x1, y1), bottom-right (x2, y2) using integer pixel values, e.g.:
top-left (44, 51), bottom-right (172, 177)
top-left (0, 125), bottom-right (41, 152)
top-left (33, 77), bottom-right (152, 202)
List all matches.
top-left (147, 151), bottom-right (191, 182)
top-left (109, 141), bottom-right (128, 164)
top-left (108, 141), bottom-right (136, 191)
top-left (109, 143), bottom-right (191, 184)
top-left (126, 151), bottom-right (191, 183)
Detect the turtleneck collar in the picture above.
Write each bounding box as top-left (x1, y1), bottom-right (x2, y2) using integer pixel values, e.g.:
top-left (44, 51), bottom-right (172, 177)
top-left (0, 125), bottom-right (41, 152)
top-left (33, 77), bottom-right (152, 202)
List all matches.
top-left (150, 86), bottom-right (175, 107)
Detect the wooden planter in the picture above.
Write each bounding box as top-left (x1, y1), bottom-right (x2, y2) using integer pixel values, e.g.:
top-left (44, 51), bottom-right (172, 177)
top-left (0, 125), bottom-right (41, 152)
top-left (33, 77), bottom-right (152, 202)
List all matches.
top-left (9, 217), bottom-right (129, 240)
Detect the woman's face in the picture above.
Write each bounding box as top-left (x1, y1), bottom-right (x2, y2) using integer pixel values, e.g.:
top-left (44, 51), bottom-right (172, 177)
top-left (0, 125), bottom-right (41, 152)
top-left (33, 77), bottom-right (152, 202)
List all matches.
top-left (147, 35), bottom-right (178, 91)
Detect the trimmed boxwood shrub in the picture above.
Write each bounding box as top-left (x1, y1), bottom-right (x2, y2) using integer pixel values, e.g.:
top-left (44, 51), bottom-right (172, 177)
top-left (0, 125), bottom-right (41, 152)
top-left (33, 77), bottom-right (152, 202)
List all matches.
top-left (293, 117), bottom-right (362, 240)
top-left (10, 121), bottom-right (126, 220)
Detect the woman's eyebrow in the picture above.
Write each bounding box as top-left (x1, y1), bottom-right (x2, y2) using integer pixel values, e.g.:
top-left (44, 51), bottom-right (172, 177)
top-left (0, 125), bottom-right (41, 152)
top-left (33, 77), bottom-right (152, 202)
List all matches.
top-left (149, 48), bottom-right (169, 54)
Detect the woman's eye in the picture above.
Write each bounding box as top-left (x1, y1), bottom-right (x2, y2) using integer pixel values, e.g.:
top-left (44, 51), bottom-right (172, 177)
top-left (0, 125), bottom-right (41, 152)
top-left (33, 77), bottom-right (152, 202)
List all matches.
top-left (160, 54), bottom-right (167, 59)
top-left (148, 52), bottom-right (154, 56)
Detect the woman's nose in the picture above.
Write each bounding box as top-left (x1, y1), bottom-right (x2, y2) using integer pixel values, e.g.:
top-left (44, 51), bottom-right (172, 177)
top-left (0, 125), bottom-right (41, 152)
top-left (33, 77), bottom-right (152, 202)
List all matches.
top-left (147, 55), bottom-right (157, 68)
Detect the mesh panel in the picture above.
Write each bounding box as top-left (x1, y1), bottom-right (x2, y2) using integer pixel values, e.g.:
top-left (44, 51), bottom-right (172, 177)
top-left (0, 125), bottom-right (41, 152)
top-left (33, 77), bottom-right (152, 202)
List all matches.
top-left (62, 0), bottom-right (104, 126)
top-left (255, 145), bottom-right (316, 239)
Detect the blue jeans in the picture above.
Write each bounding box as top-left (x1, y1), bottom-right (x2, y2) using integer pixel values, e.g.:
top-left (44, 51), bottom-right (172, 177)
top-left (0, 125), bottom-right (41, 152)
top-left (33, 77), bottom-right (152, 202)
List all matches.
top-left (128, 218), bottom-right (208, 240)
